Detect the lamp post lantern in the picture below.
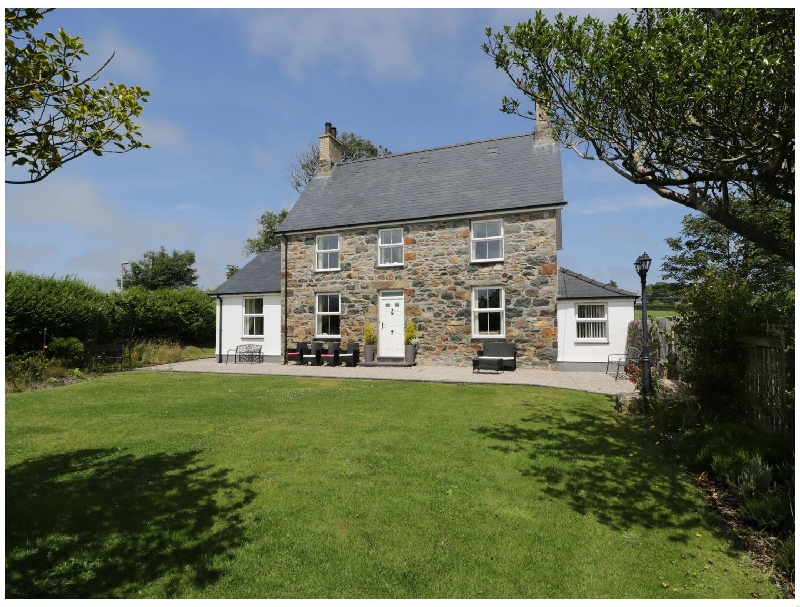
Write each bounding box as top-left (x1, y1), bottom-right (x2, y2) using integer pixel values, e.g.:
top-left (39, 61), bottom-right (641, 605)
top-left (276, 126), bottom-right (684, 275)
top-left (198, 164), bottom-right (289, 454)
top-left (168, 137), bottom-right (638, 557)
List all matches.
top-left (121, 262), bottom-right (130, 290)
top-left (634, 252), bottom-right (653, 396)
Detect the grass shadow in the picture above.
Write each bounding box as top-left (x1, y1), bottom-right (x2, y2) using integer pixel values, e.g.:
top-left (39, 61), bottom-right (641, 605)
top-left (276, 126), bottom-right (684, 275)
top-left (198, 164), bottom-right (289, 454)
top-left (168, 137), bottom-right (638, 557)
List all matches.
top-left (6, 449), bottom-right (256, 598)
top-left (474, 398), bottom-right (710, 540)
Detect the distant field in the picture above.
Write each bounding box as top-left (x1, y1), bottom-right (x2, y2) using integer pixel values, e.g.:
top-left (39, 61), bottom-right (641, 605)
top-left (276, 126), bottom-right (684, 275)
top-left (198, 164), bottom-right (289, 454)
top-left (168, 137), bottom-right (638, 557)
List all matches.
top-left (635, 307), bottom-right (677, 320)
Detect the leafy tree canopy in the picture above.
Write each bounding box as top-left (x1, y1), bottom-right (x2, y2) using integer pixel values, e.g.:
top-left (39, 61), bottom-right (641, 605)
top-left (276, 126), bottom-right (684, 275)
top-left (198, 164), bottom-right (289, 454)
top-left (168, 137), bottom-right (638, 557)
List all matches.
top-left (118, 247), bottom-right (198, 290)
top-left (662, 207), bottom-right (793, 295)
top-left (5, 8), bottom-right (150, 185)
top-left (242, 208), bottom-right (289, 256)
top-left (484, 8), bottom-right (794, 261)
top-left (286, 131), bottom-right (390, 193)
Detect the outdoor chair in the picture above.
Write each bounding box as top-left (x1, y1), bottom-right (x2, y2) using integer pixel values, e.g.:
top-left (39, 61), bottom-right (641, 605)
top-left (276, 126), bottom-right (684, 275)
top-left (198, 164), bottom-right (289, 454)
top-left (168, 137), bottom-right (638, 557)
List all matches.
top-left (302, 342), bottom-right (324, 366)
top-left (319, 343), bottom-right (340, 367)
top-left (607, 346), bottom-right (641, 380)
top-left (338, 343), bottom-right (360, 367)
top-left (287, 342), bottom-right (308, 365)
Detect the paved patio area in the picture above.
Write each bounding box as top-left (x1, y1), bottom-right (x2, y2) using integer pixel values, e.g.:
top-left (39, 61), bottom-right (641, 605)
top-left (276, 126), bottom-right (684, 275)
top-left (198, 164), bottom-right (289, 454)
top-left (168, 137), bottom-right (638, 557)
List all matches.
top-left (139, 358), bottom-right (639, 397)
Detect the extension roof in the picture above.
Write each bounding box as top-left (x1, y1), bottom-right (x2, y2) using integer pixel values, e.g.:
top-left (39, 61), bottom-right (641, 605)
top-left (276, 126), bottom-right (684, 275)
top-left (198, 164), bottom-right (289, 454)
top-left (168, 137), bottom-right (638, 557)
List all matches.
top-left (557, 267), bottom-right (638, 300)
top-left (277, 132), bottom-right (566, 234)
top-left (209, 249), bottom-right (281, 295)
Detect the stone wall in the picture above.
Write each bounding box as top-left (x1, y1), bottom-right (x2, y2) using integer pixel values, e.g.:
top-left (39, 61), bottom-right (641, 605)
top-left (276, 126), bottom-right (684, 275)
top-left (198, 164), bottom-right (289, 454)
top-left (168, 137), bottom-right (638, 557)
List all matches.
top-left (281, 209), bottom-right (560, 368)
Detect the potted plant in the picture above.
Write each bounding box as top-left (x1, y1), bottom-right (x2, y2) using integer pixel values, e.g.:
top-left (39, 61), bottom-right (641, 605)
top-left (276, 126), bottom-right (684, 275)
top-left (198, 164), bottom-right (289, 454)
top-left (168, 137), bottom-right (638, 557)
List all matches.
top-left (404, 320), bottom-right (418, 363)
top-left (364, 322), bottom-right (376, 362)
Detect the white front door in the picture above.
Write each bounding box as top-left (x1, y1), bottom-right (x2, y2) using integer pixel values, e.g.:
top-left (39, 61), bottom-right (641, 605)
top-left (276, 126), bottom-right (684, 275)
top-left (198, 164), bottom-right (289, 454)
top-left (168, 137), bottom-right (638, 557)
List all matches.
top-left (379, 290), bottom-right (405, 357)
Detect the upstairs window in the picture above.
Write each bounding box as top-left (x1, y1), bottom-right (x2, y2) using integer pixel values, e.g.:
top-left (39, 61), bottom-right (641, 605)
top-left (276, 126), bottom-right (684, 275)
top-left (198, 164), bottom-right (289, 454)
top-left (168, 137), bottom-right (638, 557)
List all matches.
top-left (576, 303), bottom-right (607, 341)
top-left (316, 234), bottom-right (339, 271)
top-left (243, 297), bottom-right (264, 336)
top-left (472, 287), bottom-right (505, 337)
top-left (471, 219), bottom-right (504, 262)
top-left (378, 228), bottom-right (404, 266)
top-left (316, 293), bottom-right (341, 337)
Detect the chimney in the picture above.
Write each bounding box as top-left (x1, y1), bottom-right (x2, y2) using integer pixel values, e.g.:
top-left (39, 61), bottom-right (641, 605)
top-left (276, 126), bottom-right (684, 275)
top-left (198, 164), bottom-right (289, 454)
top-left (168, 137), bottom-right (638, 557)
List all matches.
top-left (534, 102), bottom-right (553, 144)
top-left (318, 122), bottom-right (343, 175)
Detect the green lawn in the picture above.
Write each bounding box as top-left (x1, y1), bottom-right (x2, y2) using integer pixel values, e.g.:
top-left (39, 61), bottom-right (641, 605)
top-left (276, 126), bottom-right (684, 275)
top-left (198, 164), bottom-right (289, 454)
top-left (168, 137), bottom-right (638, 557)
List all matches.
top-left (5, 373), bottom-right (779, 599)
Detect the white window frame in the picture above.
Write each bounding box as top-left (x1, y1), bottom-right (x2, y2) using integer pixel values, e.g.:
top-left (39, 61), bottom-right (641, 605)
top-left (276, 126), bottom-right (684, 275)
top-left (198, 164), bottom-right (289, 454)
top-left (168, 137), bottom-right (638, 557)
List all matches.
top-left (243, 297), bottom-right (264, 337)
top-left (378, 228), bottom-right (404, 267)
top-left (316, 234), bottom-right (340, 271)
top-left (575, 303), bottom-right (608, 342)
top-left (471, 219), bottom-right (504, 263)
top-left (472, 287), bottom-right (505, 338)
top-left (315, 293), bottom-right (341, 338)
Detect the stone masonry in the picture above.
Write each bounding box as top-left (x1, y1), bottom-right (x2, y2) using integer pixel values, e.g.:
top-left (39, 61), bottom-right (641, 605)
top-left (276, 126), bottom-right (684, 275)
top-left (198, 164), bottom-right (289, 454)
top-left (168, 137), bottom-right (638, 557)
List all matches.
top-left (281, 209), bottom-right (560, 368)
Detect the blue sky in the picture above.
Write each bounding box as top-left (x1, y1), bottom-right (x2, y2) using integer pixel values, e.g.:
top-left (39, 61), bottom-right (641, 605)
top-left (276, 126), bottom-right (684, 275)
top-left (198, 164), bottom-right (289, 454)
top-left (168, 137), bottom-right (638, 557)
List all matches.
top-left (5, 7), bottom-right (694, 294)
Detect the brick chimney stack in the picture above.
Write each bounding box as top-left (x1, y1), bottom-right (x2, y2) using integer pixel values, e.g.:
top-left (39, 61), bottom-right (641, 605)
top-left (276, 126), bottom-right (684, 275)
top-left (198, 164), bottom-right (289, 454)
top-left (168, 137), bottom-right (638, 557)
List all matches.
top-left (318, 122), bottom-right (343, 175)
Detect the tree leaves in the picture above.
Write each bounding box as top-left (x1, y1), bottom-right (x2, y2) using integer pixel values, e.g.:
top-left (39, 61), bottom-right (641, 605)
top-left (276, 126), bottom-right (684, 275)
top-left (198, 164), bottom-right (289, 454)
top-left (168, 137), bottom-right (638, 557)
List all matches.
top-left (484, 8), bottom-right (794, 261)
top-left (5, 8), bottom-right (150, 185)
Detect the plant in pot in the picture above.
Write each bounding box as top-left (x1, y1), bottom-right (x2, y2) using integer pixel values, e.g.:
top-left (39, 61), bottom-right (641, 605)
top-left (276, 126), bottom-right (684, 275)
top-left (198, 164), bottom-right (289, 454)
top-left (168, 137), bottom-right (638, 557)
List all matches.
top-left (364, 322), bottom-right (376, 362)
top-left (404, 320), bottom-right (418, 363)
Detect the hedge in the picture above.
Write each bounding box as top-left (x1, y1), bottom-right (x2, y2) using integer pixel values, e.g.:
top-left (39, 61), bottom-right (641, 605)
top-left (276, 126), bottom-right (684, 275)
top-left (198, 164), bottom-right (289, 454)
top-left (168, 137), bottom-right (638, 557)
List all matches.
top-left (6, 272), bottom-right (215, 354)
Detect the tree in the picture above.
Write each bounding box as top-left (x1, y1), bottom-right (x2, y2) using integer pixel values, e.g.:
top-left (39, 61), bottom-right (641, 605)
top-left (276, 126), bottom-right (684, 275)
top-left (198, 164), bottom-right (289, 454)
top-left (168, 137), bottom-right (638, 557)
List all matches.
top-left (286, 131), bottom-right (390, 193)
top-left (483, 9), bottom-right (794, 261)
top-left (662, 209), bottom-right (793, 294)
top-left (242, 208), bottom-right (289, 256)
top-left (225, 265), bottom-right (240, 279)
top-left (5, 8), bottom-right (150, 185)
top-left (118, 247), bottom-right (198, 290)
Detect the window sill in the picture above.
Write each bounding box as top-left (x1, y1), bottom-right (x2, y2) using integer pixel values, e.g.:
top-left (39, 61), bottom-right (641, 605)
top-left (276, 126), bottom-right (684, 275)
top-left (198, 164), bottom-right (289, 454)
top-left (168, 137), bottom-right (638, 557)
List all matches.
top-left (377, 264), bottom-right (404, 269)
top-left (473, 334), bottom-right (506, 340)
top-left (241, 335), bottom-right (263, 339)
top-left (574, 339), bottom-right (609, 344)
top-left (315, 268), bottom-right (340, 273)
top-left (315, 336), bottom-right (341, 340)
top-left (471, 258), bottom-right (504, 264)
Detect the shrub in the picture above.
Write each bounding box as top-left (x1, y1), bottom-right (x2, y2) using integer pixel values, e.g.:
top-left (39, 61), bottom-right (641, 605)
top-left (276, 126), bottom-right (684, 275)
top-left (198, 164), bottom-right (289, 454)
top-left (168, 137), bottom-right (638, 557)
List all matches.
top-left (5, 351), bottom-right (48, 392)
top-left (739, 493), bottom-right (792, 532)
top-left (364, 322), bottom-right (375, 346)
top-left (404, 320), bottom-right (417, 345)
top-left (6, 272), bottom-right (110, 354)
top-left (732, 455), bottom-right (773, 499)
top-left (108, 287), bottom-right (215, 343)
top-left (775, 534), bottom-right (794, 579)
top-left (47, 336), bottom-right (85, 365)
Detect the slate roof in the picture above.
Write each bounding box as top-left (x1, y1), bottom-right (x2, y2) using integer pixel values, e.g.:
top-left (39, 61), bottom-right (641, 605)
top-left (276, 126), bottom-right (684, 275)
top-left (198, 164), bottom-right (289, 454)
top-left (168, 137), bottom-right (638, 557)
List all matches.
top-left (557, 267), bottom-right (638, 300)
top-left (209, 249), bottom-right (281, 295)
top-left (277, 132), bottom-right (566, 234)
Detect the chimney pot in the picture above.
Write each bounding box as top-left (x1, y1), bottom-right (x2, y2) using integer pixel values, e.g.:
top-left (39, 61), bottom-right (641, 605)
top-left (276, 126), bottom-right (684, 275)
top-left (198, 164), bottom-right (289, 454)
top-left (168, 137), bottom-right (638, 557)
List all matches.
top-left (318, 122), bottom-right (343, 176)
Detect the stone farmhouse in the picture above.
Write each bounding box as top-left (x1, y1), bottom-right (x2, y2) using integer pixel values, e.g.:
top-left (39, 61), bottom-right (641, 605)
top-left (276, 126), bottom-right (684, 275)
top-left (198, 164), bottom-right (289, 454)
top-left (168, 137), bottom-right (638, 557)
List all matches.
top-left (272, 122), bottom-right (567, 368)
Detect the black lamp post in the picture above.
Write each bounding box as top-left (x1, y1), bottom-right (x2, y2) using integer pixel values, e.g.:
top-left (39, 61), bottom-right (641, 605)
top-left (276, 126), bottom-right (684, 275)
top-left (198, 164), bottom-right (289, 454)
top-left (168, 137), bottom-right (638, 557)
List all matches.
top-left (634, 252), bottom-right (653, 396)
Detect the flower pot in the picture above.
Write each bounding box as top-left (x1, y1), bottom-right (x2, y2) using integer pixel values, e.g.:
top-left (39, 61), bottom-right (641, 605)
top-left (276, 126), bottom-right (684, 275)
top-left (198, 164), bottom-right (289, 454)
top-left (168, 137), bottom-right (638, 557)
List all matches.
top-left (405, 344), bottom-right (416, 363)
top-left (364, 344), bottom-right (375, 362)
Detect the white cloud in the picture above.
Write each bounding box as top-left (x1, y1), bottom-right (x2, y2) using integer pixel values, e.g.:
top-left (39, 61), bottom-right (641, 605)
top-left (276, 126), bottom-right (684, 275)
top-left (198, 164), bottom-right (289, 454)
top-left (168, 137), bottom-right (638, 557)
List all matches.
top-left (139, 116), bottom-right (191, 152)
top-left (93, 28), bottom-right (158, 83)
top-left (569, 192), bottom-right (672, 215)
top-left (6, 179), bottom-right (124, 232)
top-left (240, 9), bottom-right (462, 82)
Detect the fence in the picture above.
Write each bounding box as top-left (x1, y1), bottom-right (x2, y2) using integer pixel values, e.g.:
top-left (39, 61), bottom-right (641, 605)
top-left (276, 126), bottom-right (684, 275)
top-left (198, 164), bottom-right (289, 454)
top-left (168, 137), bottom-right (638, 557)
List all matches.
top-left (738, 333), bottom-right (792, 436)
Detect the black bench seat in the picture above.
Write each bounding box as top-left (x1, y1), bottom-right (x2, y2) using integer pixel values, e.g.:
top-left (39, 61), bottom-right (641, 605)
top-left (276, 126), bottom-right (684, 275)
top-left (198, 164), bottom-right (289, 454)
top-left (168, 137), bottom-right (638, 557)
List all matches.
top-left (473, 342), bottom-right (516, 372)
